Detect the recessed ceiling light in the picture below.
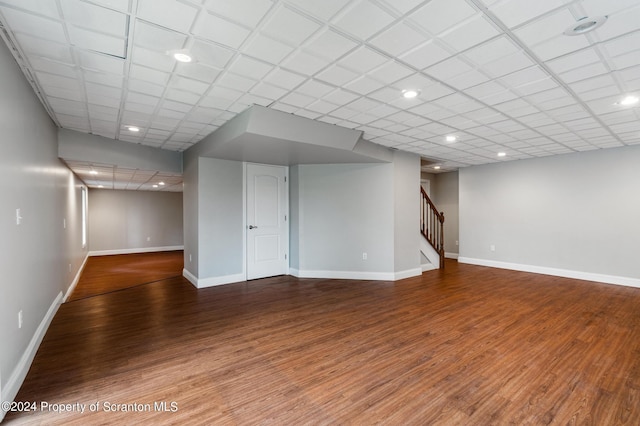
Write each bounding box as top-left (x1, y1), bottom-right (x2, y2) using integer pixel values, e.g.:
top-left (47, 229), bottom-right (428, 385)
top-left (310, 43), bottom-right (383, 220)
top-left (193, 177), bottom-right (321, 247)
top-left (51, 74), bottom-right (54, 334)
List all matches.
top-left (159, 182), bottom-right (165, 186)
top-left (563, 16), bottom-right (607, 36)
top-left (90, 170), bottom-right (98, 175)
top-left (618, 95), bottom-right (639, 106)
top-left (173, 52), bottom-right (193, 63)
top-left (98, 185), bottom-right (104, 188)
top-left (126, 126), bottom-right (140, 132)
top-left (434, 166), bottom-right (441, 170)
top-left (402, 89), bottom-right (419, 99)
top-left (497, 152), bottom-right (507, 157)
top-left (445, 135), bottom-right (457, 143)
top-left (153, 184), bottom-right (158, 188)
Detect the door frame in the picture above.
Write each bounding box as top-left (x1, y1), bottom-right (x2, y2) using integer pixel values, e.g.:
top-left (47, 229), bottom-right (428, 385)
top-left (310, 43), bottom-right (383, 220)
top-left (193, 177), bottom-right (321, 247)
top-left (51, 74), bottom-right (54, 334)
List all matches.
top-left (242, 162), bottom-right (290, 280)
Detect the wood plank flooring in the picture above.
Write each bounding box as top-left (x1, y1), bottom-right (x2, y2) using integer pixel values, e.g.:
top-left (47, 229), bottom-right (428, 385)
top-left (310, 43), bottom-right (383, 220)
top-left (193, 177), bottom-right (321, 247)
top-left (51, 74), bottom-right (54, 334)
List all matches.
top-left (5, 258), bottom-right (640, 425)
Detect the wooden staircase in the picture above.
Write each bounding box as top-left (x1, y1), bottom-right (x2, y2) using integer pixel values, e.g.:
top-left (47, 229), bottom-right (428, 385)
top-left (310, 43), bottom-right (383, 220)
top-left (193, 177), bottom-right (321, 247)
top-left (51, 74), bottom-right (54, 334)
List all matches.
top-left (420, 187), bottom-right (445, 269)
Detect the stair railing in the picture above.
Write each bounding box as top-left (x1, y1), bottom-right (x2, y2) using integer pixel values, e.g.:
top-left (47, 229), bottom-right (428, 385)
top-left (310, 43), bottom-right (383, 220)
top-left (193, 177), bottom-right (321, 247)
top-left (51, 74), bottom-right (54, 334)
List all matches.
top-left (420, 187), bottom-right (445, 269)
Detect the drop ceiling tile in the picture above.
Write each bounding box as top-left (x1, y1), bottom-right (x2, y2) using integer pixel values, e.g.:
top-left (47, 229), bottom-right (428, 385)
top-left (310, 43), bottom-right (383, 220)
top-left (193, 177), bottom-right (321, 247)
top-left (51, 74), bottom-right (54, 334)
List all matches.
top-left (137, 0), bottom-right (199, 33)
top-left (87, 91), bottom-right (121, 108)
top-left (44, 86), bottom-right (83, 102)
top-left (279, 92), bottom-right (316, 108)
top-left (68, 26), bottom-right (126, 58)
top-left (204, 0), bottom-right (273, 27)
top-left (189, 40), bottom-right (235, 69)
top-left (193, 12), bottom-right (251, 49)
top-left (61, 0), bottom-right (128, 37)
top-left (369, 21), bottom-right (427, 56)
top-left (514, 9), bottom-right (574, 47)
top-left (440, 15), bottom-right (499, 52)
top-left (76, 50), bottom-right (125, 75)
top-left (165, 88), bottom-right (201, 104)
top-left (332, 0), bottom-right (395, 41)
top-left (228, 55), bottom-right (274, 80)
top-left (316, 64), bottom-right (360, 86)
top-left (545, 48), bottom-right (602, 74)
top-left (216, 72), bottom-right (258, 91)
top-left (270, 102), bottom-right (299, 114)
top-left (482, 51), bottom-right (536, 78)
top-left (13, 34), bottom-right (73, 62)
top-left (306, 99), bottom-right (339, 114)
top-left (297, 79), bottom-right (335, 97)
top-left (610, 50), bottom-right (640, 71)
top-left (28, 57), bottom-right (77, 78)
top-left (447, 69), bottom-right (490, 90)
top-left (516, 77), bottom-right (558, 96)
top-left (0, 7), bottom-right (66, 42)
top-left (305, 28), bottom-right (359, 61)
top-left (420, 83), bottom-right (455, 101)
top-left (558, 62), bottom-right (608, 84)
top-left (281, 50), bottom-right (330, 75)
top-left (263, 67), bottom-right (307, 90)
top-left (125, 102), bottom-right (156, 114)
top-left (410, 0), bottom-right (476, 35)
top-left (176, 63), bottom-right (221, 84)
top-left (0, 0), bottom-right (60, 18)
top-left (339, 46), bottom-right (390, 74)
top-left (490, 0), bottom-right (568, 29)
top-left (323, 88), bottom-right (362, 105)
top-left (130, 46), bottom-right (175, 72)
top-left (464, 37), bottom-right (521, 68)
top-left (262, 5), bottom-right (322, 45)
top-left (201, 87), bottom-right (243, 109)
top-left (530, 34), bottom-right (591, 62)
top-left (425, 56), bottom-right (473, 80)
top-left (133, 20), bottom-right (188, 53)
top-left (343, 75), bottom-right (385, 95)
top-left (250, 82), bottom-right (289, 100)
top-left (36, 71), bottom-right (82, 91)
top-left (128, 79), bottom-right (165, 97)
top-left (127, 92), bottom-right (160, 107)
top-left (591, 6), bottom-right (640, 42)
top-left (570, 74), bottom-right (617, 94)
top-left (399, 39), bottom-right (451, 70)
top-left (243, 34), bottom-right (295, 64)
top-left (130, 64), bottom-right (170, 86)
top-left (370, 61), bottom-right (414, 85)
top-left (171, 75), bottom-right (211, 94)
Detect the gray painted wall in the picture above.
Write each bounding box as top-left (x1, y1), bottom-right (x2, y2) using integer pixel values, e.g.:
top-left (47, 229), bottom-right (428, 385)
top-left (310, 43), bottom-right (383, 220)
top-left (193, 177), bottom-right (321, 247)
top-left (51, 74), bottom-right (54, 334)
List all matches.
top-left (459, 146), bottom-right (640, 279)
top-left (88, 189), bottom-right (183, 252)
top-left (183, 149), bottom-right (199, 276)
top-left (433, 171), bottom-right (459, 255)
top-left (0, 41), bottom-right (86, 411)
top-left (295, 163), bottom-right (395, 274)
top-left (393, 151), bottom-right (421, 273)
top-left (197, 157), bottom-right (244, 279)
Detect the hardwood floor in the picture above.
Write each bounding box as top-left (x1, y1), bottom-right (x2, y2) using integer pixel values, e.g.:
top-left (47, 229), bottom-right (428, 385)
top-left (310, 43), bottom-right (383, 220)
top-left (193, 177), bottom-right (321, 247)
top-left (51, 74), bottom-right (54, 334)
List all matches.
top-left (5, 258), bottom-right (640, 425)
top-left (67, 251), bottom-right (184, 301)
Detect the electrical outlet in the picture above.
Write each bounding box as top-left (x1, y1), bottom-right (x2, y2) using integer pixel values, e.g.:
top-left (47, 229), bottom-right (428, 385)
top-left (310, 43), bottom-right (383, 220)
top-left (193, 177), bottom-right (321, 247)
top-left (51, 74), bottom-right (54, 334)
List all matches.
top-left (490, 245), bottom-right (496, 252)
top-left (189, 254), bottom-right (192, 263)
top-left (362, 252), bottom-right (368, 261)
top-left (146, 236), bottom-right (151, 242)
top-left (18, 310), bottom-right (23, 329)
top-left (16, 208), bottom-right (22, 225)
top-left (456, 240), bottom-right (459, 246)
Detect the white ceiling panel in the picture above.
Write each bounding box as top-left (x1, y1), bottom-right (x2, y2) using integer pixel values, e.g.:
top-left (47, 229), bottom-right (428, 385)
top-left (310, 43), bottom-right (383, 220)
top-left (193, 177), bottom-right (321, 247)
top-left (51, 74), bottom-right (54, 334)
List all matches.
top-left (136, 0), bottom-right (199, 33)
top-left (2, 0), bottom-right (640, 189)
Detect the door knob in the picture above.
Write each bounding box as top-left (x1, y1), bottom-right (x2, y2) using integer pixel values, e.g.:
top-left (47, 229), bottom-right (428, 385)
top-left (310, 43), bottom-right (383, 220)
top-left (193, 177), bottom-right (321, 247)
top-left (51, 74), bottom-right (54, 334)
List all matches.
top-left (249, 225), bottom-right (258, 229)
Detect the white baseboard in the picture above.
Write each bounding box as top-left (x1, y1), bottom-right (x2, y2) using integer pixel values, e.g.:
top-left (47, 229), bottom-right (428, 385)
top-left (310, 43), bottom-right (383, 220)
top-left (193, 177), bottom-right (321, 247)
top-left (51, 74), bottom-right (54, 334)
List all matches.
top-left (182, 269), bottom-right (246, 289)
top-left (445, 252), bottom-right (459, 259)
top-left (458, 257), bottom-right (640, 289)
top-left (1, 292), bottom-right (63, 421)
top-left (89, 245), bottom-right (184, 257)
top-left (422, 263), bottom-right (437, 272)
top-left (64, 253), bottom-right (89, 302)
top-left (289, 268), bottom-right (421, 281)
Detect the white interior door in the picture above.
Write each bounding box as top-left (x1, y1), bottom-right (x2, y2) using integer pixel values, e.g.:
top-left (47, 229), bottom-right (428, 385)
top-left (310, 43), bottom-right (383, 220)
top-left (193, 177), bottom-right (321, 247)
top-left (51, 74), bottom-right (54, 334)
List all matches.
top-left (247, 164), bottom-right (288, 280)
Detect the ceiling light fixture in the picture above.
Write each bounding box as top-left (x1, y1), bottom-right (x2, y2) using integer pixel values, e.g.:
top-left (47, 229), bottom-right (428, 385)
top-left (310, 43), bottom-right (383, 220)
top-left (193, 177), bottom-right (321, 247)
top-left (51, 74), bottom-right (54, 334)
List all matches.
top-left (445, 135), bottom-right (457, 143)
top-left (402, 89), bottom-right (419, 99)
top-left (153, 184), bottom-right (158, 188)
top-left (434, 166), bottom-right (441, 170)
top-left (98, 185), bottom-right (104, 188)
top-left (126, 126), bottom-right (140, 132)
top-left (497, 152), bottom-right (507, 157)
top-left (618, 95), bottom-right (639, 106)
top-left (159, 182), bottom-right (165, 186)
top-left (563, 16), bottom-right (607, 36)
top-left (90, 170), bottom-right (98, 175)
top-left (168, 49), bottom-right (194, 63)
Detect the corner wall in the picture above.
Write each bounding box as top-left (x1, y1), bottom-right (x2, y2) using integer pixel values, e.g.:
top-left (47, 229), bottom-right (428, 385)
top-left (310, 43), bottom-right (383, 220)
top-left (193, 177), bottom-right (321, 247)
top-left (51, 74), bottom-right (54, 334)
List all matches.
top-left (0, 41), bottom-right (87, 419)
top-left (459, 145), bottom-right (640, 287)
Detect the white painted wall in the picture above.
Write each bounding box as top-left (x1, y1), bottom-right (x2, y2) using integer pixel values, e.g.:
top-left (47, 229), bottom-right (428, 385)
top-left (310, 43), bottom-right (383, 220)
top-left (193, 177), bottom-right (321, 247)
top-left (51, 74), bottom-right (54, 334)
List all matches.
top-left (459, 146), bottom-right (640, 286)
top-left (0, 42), bottom-right (86, 418)
top-left (88, 189), bottom-right (183, 254)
